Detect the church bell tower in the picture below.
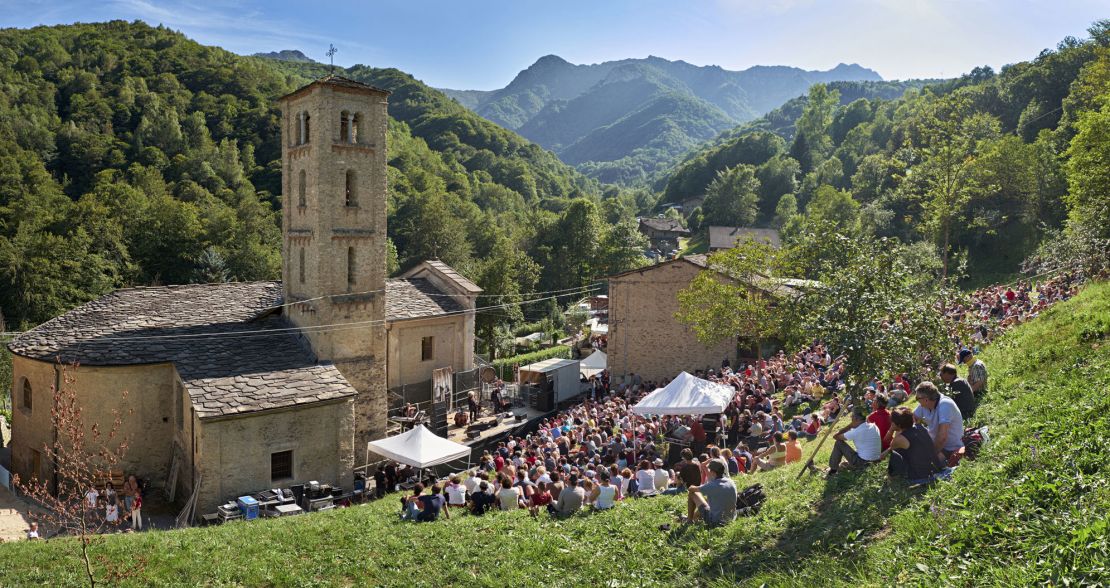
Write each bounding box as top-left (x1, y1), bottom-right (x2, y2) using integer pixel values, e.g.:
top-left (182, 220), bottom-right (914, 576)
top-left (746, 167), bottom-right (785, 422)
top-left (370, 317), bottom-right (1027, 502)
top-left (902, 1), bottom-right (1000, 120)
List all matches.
top-left (278, 76), bottom-right (390, 443)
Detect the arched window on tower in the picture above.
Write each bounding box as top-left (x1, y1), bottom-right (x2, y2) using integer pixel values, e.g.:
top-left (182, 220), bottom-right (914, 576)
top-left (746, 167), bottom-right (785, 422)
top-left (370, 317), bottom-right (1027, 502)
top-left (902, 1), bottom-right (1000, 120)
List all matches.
top-left (303, 111), bottom-right (311, 143)
top-left (294, 112), bottom-right (302, 146)
top-left (340, 111), bottom-right (350, 143)
top-left (298, 248), bottom-right (305, 283)
top-left (351, 113), bottom-right (361, 144)
top-left (298, 170), bottom-right (306, 207)
top-left (347, 247), bottom-right (356, 290)
top-left (345, 170), bottom-right (357, 207)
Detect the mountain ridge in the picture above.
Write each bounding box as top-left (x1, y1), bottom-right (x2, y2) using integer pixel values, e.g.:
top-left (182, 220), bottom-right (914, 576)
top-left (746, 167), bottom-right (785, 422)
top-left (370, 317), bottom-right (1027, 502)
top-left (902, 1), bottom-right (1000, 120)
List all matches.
top-left (442, 55), bottom-right (884, 184)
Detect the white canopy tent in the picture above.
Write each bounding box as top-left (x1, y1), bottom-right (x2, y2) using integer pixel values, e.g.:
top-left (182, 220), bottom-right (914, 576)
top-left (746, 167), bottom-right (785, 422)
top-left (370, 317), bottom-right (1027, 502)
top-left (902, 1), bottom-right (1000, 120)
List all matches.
top-left (366, 424), bottom-right (472, 469)
top-left (631, 371), bottom-right (735, 416)
top-left (580, 349), bottom-right (607, 378)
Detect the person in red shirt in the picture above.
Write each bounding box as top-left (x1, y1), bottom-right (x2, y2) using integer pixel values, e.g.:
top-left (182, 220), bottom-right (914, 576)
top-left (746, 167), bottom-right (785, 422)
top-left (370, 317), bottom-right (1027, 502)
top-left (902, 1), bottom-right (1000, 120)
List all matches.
top-left (867, 393), bottom-right (892, 451)
top-left (494, 453), bottom-right (505, 473)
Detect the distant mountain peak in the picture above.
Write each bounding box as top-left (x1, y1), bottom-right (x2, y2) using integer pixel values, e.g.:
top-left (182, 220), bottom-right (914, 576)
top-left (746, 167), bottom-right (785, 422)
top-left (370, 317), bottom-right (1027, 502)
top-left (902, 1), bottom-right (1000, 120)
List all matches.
top-left (532, 54), bottom-right (571, 68)
top-left (252, 49), bottom-right (316, 63)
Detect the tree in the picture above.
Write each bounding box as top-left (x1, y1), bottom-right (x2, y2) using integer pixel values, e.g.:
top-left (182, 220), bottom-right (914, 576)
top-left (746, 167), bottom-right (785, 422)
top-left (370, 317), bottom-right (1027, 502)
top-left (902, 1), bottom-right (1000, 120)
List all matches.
top-left (14, 364), bottom-right (139, 587)
top-left (781, 226), bottom-right (951, 403)
top-left (790, 84), bottom-right (841, 171)
top-left (701, 164), bottom-right (761, 227)
top-left (1064, 100), bottom-right (1110, 240)
top-left (675, 239), bottom-right (788, 369)
top-left (911, 96), bottom-right (1001, 282)
top-left (772, 193), bottom-right (798, 231)
top-left (474, 235), bottom-right (539, 358)
top-left (598, 219), bottom-right (649, 276)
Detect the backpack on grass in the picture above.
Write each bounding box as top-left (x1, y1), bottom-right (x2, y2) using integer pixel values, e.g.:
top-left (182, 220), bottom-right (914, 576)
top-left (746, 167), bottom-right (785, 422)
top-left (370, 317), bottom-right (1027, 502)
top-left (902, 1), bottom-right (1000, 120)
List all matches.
top-left (736, 483), bottom-right (766, 516)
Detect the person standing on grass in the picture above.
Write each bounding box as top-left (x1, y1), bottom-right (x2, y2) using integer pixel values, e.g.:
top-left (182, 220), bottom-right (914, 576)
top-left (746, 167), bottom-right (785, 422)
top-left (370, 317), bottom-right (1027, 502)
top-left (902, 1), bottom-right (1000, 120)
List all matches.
top-left (827, 410), bottom-right (881, 477)
top-left (130, 493), bottom-right (143, 531)
top-left (685, 460), bottom-right (736, 527)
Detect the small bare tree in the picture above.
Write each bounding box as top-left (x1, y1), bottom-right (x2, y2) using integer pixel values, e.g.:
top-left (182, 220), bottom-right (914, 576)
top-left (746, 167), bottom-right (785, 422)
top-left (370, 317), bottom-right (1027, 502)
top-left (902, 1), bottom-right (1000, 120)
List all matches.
top-left (14, 362), bottom-right (138, 587)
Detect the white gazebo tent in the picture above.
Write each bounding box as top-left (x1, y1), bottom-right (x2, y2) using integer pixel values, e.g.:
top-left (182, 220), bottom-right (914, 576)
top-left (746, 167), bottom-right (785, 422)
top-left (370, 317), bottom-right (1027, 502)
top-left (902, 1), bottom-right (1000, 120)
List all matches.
top-left (631, 371), bottom-right (734, 415)
top-left (628, 371), bottom-right (735, 465)
top-left (580, 349), bottom-right (607, 378)
top-left (366, 424), bottom-right (473, 469)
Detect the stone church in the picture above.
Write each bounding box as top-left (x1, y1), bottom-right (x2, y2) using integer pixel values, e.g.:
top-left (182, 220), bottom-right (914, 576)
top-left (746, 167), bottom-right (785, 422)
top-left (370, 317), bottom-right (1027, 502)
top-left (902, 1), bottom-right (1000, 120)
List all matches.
top-left (6, 76), bottom-right (479, 514)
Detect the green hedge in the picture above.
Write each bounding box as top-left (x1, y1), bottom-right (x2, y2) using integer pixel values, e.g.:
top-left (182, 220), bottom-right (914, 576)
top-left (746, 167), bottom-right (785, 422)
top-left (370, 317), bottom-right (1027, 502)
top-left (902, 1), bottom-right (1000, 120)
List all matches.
top-left (491, 345), bottom-right (571, 378)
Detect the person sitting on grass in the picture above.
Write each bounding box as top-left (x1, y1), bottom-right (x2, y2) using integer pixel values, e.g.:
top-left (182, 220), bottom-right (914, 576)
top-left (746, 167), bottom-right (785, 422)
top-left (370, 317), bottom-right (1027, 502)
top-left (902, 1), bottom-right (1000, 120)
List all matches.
top-left (826, 409), bottom-right (882, 477)
top-left (753, 433), bottom-right (788, 471)
top-left (939, 363), bottom-right (976, 420)
top-left (497, 475), bottom-right (522, 511)
top-left (413, 484), bottom-right (450, 522)
top-left (913, 381), bottom-right (965, 464)
top-left (400, 483), bottom-right (424, 521)
top-left (529, 481), bottom-right (553, 517)
top-left (881, 406), bottom-right (947, 484)
top-left (784, 431), bottom-right (802, 464)
top-left (802, 413), bottom-right (821, 440)
top-left (551, 473), bottom-right (586, 518)
top-left (867, 393), bottom-right (893, 451)
top-left (590, 470), bottom-right (618, 510)
top-left (468, 481), bottom-right (496, 516)
top-left (684, 460), bottom-right (737, 527)
top-left (634, 460), bottom-right (657, 496)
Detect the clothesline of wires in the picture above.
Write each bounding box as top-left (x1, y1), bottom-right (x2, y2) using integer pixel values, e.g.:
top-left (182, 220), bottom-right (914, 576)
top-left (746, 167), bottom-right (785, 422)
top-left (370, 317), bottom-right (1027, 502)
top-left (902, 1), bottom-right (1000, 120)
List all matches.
top-left (0, 285), bottom-right (603, 343)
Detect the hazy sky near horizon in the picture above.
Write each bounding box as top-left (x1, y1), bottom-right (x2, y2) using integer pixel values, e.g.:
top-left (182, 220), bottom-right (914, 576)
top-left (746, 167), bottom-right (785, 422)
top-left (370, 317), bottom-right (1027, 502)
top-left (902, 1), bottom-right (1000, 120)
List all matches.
top-left (3, 0), bottom-right (1106, 89)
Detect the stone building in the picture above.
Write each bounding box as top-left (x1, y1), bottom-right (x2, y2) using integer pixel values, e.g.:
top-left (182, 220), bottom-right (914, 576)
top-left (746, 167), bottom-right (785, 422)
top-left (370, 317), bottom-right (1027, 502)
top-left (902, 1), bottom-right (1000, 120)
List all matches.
top-left (607, 254), bottom-right (797, 382)
top-left (7, 76), bottom-right (479, 515)
top-left (707, 226), bottom-right (782, 251)
top-left (637, 217), bottom-right (690, 250)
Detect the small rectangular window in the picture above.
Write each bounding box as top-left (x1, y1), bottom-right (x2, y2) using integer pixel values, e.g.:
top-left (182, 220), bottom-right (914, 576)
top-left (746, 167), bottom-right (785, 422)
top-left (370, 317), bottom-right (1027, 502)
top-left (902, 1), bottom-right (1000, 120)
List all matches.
top-left (271, 450), bottom-right (293, 481)
top-left (421, 336), bottom-right (434, 362)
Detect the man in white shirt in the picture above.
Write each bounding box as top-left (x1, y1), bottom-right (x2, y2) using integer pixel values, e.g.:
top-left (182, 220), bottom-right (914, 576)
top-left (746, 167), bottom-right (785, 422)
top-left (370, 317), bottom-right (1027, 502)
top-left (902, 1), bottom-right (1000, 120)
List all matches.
top-left (653, 458), bottom-right (671, 490)
top-left (827, 410), bottom-right (881, 477)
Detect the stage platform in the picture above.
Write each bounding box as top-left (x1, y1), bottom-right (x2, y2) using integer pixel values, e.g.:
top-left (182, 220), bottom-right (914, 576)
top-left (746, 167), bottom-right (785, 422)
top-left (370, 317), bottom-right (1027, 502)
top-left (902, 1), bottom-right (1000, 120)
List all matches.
top-left (446, 406), bottom-right (550, 448)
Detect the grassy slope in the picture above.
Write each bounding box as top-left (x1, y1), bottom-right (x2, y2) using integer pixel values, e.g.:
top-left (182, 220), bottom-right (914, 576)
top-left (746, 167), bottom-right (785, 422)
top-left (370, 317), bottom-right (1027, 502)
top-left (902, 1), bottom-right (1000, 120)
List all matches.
top-left (2, 283), bottom-right (1108, 586)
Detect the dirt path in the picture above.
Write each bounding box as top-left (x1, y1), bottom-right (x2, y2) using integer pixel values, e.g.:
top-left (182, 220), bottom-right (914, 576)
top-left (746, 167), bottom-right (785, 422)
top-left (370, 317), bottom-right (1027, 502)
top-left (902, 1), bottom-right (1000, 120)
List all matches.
top-left (0, 484), bottom-right (42, 542)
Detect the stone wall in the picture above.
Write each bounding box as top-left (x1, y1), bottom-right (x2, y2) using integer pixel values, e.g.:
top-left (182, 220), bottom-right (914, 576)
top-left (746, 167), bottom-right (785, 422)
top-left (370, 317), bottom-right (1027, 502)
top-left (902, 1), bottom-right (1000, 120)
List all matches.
top-left (8, 357), bottom-right (176, 492)
top-left (194, 399), bottom-right (355, 515)
top-left (386, 315), bottom-right (469, 390)
top-left (608, 260), bottom-right (737, 382)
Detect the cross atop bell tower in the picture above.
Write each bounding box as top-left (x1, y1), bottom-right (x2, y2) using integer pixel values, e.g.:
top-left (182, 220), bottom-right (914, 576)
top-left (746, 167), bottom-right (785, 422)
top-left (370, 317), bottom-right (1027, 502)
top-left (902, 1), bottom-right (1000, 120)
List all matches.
top-left (278, 75), bottom-right (391, 442)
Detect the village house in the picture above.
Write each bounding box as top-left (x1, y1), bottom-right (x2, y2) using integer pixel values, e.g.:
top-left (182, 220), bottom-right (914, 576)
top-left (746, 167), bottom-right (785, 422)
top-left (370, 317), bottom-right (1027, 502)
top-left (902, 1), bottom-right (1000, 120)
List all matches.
top-left (637, 217), bottom-right (690, 251)
top-left (707, 226), bottom-right (783, 251)
top-left (607, 255), bottom-right (798, 382)
top-left (6, 76), bottom-right (479, 515)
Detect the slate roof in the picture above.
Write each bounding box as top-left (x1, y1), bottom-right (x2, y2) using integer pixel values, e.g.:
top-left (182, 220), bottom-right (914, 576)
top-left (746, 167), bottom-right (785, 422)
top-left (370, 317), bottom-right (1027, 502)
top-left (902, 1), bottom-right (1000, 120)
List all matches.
top-left (7, 281), bottom-right (356, 420)
top-left (638, 217), bottom-right (690, 235)
top-left (9, 274), bottom-right (468, 418)
top-left (385, 278), bottom-right (464, 320)
top-left (707, 226), bottom-right (783, 250)
top-left (422, 260), bottom-right (482, 293)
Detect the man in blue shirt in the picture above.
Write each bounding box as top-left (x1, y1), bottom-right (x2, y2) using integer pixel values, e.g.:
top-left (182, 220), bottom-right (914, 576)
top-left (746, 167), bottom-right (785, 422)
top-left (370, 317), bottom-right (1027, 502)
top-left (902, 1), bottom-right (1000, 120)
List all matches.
top-left (913, 381), bottom-right (964, 462)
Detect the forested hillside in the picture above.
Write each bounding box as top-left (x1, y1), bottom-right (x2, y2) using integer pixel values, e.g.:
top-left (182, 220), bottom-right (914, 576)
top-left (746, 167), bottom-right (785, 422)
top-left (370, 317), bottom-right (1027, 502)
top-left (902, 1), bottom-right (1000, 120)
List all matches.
top-left (0, 21), bottom-right (651, 348)
top-left (663, 24), bottom-right (1110, 282)
top-left (444, 55), bottom-right (883, 184)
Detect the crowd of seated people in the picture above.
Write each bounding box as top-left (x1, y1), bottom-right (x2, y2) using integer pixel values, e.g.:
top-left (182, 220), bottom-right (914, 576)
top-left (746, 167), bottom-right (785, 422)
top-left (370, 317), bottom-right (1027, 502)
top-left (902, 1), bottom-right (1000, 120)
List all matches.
top-left (391, 270), bottom-right (1092, 525)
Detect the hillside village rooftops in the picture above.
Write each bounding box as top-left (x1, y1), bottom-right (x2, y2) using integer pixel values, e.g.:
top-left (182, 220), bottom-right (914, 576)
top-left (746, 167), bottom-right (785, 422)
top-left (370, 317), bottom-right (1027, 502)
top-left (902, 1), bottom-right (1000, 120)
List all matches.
top-left (8, 276), bottom-right (472, 419)
top-left (708, 226), bottom-right (782, 250)
top-left (638, 217), bottom-right (690, 235)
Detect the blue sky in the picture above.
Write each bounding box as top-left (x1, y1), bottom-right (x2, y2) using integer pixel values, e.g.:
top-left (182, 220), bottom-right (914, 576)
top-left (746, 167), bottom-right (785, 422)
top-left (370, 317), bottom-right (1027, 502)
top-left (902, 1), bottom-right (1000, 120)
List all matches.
top-left (2, 0), bottom-right (1106, 89)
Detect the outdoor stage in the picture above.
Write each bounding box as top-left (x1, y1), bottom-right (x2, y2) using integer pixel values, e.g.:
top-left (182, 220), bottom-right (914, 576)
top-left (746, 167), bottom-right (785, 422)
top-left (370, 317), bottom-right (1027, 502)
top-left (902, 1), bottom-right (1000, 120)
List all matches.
top-left (445, 405), bottom-right (550, 448)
